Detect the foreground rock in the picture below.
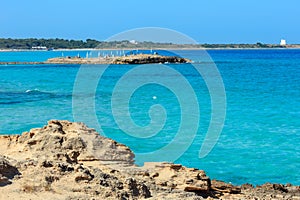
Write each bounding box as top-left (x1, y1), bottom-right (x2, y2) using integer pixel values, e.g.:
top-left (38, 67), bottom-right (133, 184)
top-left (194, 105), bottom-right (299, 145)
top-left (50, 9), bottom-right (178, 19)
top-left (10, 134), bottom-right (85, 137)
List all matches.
top-left (0, 120), bottom-right (299, 199)
top-left (0, 156), bottom-right (20, 186)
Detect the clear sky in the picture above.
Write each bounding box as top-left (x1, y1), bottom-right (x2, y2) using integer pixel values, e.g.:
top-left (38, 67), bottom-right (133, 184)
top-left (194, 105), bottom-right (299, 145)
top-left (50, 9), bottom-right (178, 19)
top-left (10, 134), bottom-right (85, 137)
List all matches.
top-left (1, 0), bottom-right (299, 44)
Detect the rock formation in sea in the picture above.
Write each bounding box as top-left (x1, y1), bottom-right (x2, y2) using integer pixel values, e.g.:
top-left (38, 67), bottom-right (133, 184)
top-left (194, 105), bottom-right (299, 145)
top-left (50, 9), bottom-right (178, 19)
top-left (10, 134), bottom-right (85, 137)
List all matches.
top-left (0, 120), bottom-right (299, 199)
top-left (0, 54), bottom-right (192, 65)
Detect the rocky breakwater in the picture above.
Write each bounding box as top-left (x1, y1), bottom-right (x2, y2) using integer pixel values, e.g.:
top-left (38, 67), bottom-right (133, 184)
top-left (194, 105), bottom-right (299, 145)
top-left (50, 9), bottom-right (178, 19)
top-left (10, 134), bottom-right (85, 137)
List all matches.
top-left (0, 54), bottom-right (191, 65)
top-left (44, 54), bottom-right (191, 65)
top-left (0, 120), bottom-right (299, 200)
top-left (112, 54), bottom-right (191, 64)
top-left (45, 56), bottom-right (115, 64)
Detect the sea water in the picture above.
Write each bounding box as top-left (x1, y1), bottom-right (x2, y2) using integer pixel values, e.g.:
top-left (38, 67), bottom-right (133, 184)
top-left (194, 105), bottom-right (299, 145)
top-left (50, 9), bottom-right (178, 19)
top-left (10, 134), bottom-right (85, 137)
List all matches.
top-left (0, 49), bottom-right (299, 185)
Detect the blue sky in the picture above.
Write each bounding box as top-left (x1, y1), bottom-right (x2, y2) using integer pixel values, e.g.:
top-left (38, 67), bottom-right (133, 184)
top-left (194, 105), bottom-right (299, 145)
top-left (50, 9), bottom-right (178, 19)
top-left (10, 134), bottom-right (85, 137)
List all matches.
top-left (1, 0), bottom-right (299, 44)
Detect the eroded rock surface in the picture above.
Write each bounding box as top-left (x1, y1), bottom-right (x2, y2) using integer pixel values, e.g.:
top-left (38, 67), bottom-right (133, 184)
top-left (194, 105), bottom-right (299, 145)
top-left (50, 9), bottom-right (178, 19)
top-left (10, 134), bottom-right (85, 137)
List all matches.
top-left (0, 156), bottom-right (20, 186)
top-left (44, 54), bottom-right (191, 65)
top-left (0, 120), bottom-right (299, 200)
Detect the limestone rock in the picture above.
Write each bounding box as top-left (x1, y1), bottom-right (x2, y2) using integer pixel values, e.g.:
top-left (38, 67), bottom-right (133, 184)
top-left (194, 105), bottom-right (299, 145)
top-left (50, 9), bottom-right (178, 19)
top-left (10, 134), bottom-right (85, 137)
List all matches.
top-left (0, 120), bottom-right (135, 166)
top-left (211, 180), bottom-right (241, 194)
top-left (0, 156), bottom-right (20, 186)
top-left (43, 54), bottom-right (192, 65)
top-left (0, 120), bottom-right (299, 200)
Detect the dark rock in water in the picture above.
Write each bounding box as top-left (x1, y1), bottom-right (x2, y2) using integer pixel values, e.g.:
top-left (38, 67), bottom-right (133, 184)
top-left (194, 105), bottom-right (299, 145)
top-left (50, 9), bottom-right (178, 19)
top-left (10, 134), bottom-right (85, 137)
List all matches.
top-left (112, 54), bottom-right (191, 64)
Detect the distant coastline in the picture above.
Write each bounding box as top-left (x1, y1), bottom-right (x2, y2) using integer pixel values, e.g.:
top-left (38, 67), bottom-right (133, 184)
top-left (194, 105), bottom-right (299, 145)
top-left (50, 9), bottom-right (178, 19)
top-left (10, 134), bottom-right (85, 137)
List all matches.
top-left (1, 46), bottom-right (300, 52)
top-left (0, 38), bottom-right (299, 51)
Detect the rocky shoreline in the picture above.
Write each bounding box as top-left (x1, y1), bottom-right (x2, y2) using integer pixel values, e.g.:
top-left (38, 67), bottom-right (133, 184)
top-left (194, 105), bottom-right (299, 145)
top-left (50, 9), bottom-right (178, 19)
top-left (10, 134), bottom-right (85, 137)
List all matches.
top-left (0, 54), bottom-right (191, 65)
top-left (0, 120), bottom-right (299, 199)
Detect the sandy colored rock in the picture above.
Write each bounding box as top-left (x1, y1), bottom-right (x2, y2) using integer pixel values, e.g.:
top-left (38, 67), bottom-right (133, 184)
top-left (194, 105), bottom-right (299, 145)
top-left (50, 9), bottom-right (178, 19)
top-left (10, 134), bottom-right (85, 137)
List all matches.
top-left (0, 156), bottom-right (20, 186)
top-left (0, 120), bottom-right (299, 199)
top-left (0, 54), bottom-right (192, 65)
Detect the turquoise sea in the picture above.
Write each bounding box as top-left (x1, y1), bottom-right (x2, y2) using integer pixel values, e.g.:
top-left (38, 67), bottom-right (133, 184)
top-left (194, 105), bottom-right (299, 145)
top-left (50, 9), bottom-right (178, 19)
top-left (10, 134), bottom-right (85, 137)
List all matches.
top-left (0, 49), bottom-right (299, 185)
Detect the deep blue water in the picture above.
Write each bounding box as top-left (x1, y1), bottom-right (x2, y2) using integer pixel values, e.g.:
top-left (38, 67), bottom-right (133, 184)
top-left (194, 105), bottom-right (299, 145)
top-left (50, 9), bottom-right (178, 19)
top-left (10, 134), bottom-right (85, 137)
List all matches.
top-left (0, 49), bottom-right (299, 185)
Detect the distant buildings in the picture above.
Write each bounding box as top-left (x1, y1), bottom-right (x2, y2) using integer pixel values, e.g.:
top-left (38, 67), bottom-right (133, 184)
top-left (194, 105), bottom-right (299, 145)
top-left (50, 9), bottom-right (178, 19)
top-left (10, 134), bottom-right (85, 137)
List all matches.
top-left (280, 39), bottom-right (287, 46)
top-left (129, 40), bottom-right (138, 45)
top-left (32, 46), bottom-right (47, 50)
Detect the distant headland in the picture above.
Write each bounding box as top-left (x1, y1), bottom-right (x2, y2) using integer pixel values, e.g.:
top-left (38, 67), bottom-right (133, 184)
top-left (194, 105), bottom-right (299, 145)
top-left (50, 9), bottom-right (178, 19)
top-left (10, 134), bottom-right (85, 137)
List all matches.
top-left (0, 38), bottom-right (300, 50)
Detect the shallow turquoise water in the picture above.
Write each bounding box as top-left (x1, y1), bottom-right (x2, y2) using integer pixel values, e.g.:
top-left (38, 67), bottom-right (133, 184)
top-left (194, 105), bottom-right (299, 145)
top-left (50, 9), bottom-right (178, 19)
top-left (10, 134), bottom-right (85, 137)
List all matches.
top-left (0, 49), bottom-right (299, 185)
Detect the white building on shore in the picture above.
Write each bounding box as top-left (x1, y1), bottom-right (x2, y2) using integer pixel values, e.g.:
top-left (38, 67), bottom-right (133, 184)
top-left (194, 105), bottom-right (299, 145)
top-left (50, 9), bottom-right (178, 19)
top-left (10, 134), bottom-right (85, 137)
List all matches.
top-left (129, 40), bottom-right (138, 45)
top-left (32, 46), bottom-right (47, 50)
top-left (280, 39), bottom-right (287, 46)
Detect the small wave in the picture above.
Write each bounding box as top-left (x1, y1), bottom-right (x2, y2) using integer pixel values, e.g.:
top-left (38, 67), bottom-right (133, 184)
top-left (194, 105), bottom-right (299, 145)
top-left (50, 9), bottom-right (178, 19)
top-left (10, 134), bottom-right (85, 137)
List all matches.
top-left (25, 88), bottom-right (40, 93)
top-left (0, 90), bottom-right (70, 105)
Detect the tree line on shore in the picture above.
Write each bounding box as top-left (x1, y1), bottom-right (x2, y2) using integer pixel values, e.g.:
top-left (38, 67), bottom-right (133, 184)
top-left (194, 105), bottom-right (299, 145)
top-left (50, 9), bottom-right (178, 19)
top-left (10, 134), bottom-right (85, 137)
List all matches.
top-left (0, 38), bottom-right (100, 49)
top-left (0, 38), bottom-right (287, 49)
